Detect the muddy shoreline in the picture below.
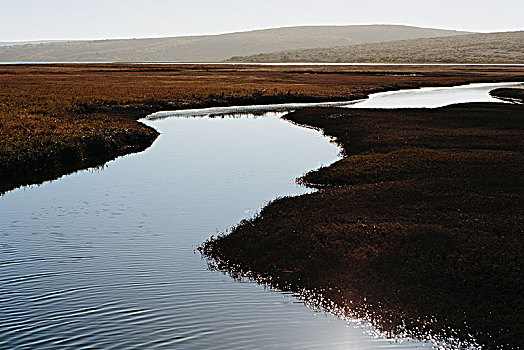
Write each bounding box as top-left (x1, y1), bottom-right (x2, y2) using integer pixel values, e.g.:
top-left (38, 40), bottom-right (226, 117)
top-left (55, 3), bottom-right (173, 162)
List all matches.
top-left (201, 102), bottom-right (524, 349)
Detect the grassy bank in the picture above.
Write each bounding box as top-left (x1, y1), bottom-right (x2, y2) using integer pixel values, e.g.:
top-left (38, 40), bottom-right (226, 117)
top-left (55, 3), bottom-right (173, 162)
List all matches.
top-left (201, 102), bottom-right (524, 349)
top-left (1, 63), bottom-right (524, 193)
top-left (490, 88), bottom-right (524, 103)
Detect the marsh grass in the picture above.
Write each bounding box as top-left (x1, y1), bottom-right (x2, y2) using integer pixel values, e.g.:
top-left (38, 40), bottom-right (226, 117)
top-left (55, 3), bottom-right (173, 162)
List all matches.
top-left (202, 103), bottom-right (524, 349)
top-left (2, 64), bottom-right (522, 193)
top-left (490, 88), bottom-right (524, 103)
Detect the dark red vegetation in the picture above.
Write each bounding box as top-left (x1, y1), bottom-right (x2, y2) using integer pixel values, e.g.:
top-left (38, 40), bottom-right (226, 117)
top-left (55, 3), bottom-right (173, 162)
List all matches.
top-left (491, 88), bottom-right (524, 103)
top-left (1, 63), bottom-right (523, 193)
top-left (202, 103), bottom-right (524, 349)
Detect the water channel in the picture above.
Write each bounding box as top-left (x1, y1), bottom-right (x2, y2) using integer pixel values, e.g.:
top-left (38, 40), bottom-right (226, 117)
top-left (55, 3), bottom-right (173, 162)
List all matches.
top-left (0, 82), bottom-right (521, 349)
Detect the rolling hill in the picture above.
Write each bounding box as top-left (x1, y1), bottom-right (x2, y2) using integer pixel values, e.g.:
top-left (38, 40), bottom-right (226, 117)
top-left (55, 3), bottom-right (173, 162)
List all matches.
top-left (0, 25), bottom-right (470, 62)
top-left (0, 40), bottom-right (68, 47)
top-left (228, 31), bottom-right (524, 64)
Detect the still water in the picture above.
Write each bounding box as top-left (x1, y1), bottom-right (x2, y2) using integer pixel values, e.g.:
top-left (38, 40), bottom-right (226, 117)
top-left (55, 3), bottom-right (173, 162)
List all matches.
top-left (0, 82), bottom-right (521, 349)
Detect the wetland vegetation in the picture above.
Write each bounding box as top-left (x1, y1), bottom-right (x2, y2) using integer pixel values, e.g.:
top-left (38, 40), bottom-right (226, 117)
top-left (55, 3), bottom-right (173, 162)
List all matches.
top-left (490, 87), bottom-right (524, 103)
top-left (1, 63), bottom-right (523, 193)
top-left (201, 102), bottom-right (524, 349)
top-left (2, 62), bottom-right (523, 348)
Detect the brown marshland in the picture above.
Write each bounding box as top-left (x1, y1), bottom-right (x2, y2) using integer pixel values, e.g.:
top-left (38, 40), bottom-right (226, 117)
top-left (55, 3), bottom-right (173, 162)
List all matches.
top-left (1, 63), bottom-right (523, 348)
top-left (1, 63), bottom-right (523, 193)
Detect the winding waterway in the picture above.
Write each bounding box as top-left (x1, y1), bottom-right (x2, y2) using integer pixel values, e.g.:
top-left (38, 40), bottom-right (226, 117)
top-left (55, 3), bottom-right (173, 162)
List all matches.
top-left (0, 82), bottom-right (521, 349)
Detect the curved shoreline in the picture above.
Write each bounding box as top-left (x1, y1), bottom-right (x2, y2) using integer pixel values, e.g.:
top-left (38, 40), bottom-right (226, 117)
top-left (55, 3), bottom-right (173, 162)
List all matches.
top-left (3, 79), bottom-right (519, 195)
top-left (201, 101), bottom-right (524, 349)
top-left (1, 63), bottom-right (523, 347)
top-left (2, 63), bottom-right (524, 194)
top-left (490, 87), bottom-right (524, 103)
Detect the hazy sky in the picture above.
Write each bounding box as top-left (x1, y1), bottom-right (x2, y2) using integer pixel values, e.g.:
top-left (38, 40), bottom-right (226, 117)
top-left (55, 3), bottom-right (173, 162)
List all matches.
top-left (1, 0), bottom-right (523, 41)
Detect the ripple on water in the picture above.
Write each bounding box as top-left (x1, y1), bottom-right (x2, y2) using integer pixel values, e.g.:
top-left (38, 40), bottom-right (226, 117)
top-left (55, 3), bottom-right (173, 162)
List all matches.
top-left (2, 83), bottom-right (517, 349)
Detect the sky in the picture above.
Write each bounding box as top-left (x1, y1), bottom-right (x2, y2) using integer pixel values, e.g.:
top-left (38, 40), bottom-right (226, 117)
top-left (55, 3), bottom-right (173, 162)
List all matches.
top-left (1, 0), bottom-right (523, 42)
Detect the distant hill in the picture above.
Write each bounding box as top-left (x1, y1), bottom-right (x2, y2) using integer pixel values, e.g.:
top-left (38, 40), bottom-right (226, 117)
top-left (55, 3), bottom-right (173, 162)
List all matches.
top-left (0, 25), bottom-right (470, 62)
top-left (0, 40), bottom-right (68, 47)
top-left (228, 31), bottom-right (524, 64)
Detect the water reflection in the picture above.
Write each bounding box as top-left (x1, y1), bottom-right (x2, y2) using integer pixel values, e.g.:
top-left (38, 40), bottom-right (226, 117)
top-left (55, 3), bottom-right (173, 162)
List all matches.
top-left (0, 113), bottom-right (428, 349)
top-left (349, 82), bottom-right (523, 108)
top-left (1, 82), bottom-right (521, 349)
